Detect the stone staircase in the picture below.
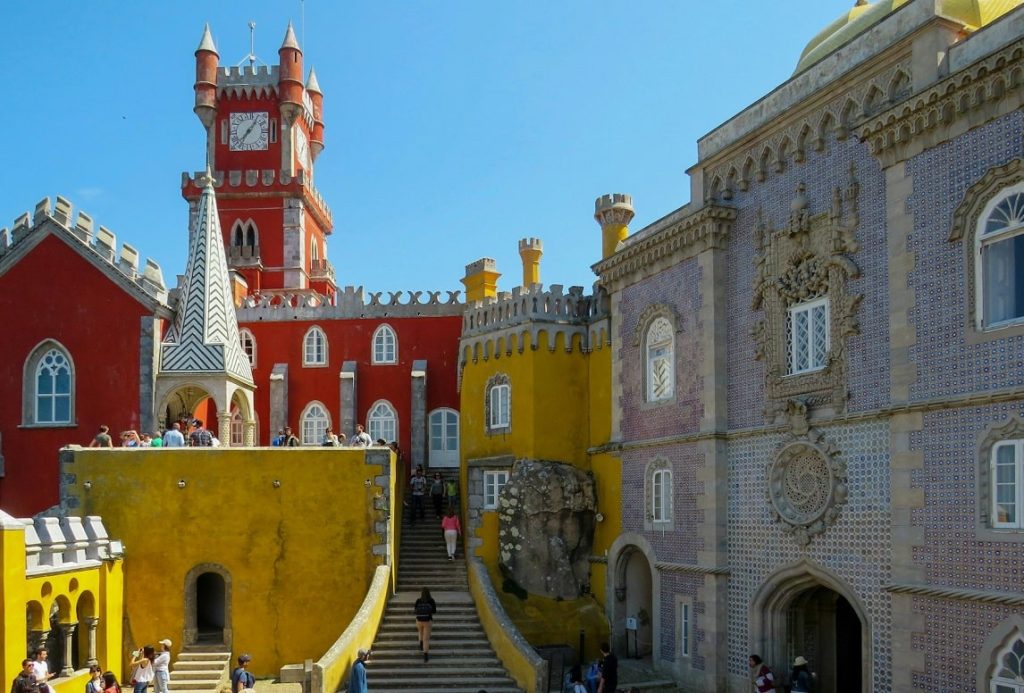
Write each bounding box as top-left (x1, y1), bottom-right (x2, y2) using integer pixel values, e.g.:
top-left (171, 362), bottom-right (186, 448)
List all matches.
top-left (365, 515), bottom-right (523, 692)
top-left (168, 646), bottom-right (231, 693)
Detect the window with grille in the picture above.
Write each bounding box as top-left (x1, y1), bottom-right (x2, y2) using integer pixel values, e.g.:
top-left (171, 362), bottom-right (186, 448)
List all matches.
top-left (787, 296), bottom-right (830, 374)
top-left (34, 348), bottom-right (72, 424)
top-left (484, 470), bottom-right (509, 509)
top-left (991, 634), bottom-right (1024, 692)
top-left (303, 326), bottom-right (328, 366)
top-left (979, 190), bottom-right (1024, 328)
top-left (372, 324), bottom-right (397, 364)
top-left (646, 316), bottom-right (674, 402)
top-left (993, 440), bottom-right (1024, 529)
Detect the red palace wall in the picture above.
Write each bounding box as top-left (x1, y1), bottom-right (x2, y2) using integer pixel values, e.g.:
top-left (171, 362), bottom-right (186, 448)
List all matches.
top-left (0, 234), bottom-right (161, 515)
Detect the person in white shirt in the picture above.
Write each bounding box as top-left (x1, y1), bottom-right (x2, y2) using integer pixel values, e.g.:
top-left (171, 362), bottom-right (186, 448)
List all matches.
top-left (32, 648), bottom-right (54, 693)
top-left (152, 639), bottom-right (172, 693)
top-left (350, 424), bottom-right (372, 447)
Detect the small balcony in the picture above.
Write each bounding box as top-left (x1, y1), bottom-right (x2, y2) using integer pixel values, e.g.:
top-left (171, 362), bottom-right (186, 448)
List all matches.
top-left (227, 244), bottom-right (262, 268)
top-left (310, 258), bottom-right (336, 285)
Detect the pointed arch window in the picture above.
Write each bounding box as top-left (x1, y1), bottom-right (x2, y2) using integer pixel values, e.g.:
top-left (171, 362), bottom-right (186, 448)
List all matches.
top-left (238, 329), bottom-right (256, 368)
top-left (300, 402), bottom-right (330, 445)
top-left (991, 634), bottom-right (1024, 692)
top-left (367, 400), bottom-right (397, 443)
top-left (645, 316), bottom-right (674, 402)
top-left (303, 326), bottom-right (328, 366)
top-left (372, 324), bottom-right (397, 364)
top-left (23, 341), bottom-right (75, 426)
top-left (978, 186), bottom-right (1024, 328)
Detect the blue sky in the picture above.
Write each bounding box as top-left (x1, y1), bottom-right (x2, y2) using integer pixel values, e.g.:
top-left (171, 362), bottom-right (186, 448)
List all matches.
top-left (2, 1), bottom-right (854, 294)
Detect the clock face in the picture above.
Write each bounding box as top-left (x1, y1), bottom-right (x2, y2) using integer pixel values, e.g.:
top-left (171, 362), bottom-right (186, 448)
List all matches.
top-left (229, 112), bottom-right (269, 151)
top-left (295, 127), bottom-right (311, 169)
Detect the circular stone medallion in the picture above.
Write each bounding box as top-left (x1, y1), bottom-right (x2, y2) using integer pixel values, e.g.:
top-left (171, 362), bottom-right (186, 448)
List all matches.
top-left (768, 442), bottom-right (841, 533)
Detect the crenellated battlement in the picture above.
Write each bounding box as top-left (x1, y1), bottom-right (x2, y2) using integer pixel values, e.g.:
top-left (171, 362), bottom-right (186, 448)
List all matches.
top-left (594, 193), bottom-right (635, 226)
top-left (518, 237), bottom-right (543, 252)
top-left (235, 285), bottom-right (464, 322)
top-left (181, 169), bottom-right (333, 228)
top-left (464, 257), bottom-right (497, 276)
top-left (217, 64), bottom-right (280, 94)
top-left (0, 196), bottom-right (168, 303)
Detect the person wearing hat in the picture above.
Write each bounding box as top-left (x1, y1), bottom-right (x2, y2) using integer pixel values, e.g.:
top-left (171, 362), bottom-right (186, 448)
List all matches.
top-left (152, 640), bottom-right (171, 693)
top-left (789, 655), bottom-right (813, 692)
top-left (347, 649), bottom-right (369, 693)
top-left (231, 655), bottom-right (255, 693)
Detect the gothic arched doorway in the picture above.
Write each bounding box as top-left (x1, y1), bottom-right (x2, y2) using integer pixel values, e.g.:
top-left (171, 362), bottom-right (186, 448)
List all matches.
top-left (751, 562), bottom-right (870, 692)
top-left (612, 544), bottom-right (654, 657)
top-left (184, 564), bottom-right (232, 648)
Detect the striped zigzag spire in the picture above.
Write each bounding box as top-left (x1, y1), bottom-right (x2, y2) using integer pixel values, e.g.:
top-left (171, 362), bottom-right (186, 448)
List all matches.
top-left (160, 178), bottom-right (253, 384)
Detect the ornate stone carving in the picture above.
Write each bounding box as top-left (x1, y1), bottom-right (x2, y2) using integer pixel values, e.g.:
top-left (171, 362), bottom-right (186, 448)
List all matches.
top-left (632, 303), bottom-right (681, 347)
top-left (767, 419), bottom-right (848, 547)
top-left (751, 170), bottom-right (862, 420)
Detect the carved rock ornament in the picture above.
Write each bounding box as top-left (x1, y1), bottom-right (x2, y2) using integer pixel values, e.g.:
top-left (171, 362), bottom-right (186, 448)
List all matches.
top-left (767, 403), bottom-right (849, 546)
top-left (751, 167), bottom-right (863, 421)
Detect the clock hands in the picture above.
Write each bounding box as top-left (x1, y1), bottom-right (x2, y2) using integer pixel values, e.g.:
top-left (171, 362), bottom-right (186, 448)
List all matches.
top-left (239, 118), bottom-right (259, 143)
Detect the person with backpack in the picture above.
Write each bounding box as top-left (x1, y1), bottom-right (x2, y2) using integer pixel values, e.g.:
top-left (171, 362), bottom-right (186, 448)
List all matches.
top-left (414, 588), bottom-right (437, 662)
top-left (230, 654), bottom-right (255, 693)
top-left (749, 654), bottom-right (776, 693)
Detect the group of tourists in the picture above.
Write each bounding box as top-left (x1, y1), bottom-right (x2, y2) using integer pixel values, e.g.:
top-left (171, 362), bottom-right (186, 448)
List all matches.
top-left (750, 653), bottom-right (816, 692)
top-left (87, 420), bottom-right (215, 448)
top-left (11, 641), bottom-right (173, 693)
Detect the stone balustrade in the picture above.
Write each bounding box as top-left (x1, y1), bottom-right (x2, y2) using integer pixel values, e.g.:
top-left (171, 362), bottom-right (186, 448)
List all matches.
top-left (22, 515), bottom-right (116, 576)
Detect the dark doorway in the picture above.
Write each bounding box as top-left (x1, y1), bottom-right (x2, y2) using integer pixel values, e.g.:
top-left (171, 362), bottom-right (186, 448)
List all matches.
top-left (196, 572), bottom-right (226, 643)
top-left (835, 596), bottom-right (862, 693)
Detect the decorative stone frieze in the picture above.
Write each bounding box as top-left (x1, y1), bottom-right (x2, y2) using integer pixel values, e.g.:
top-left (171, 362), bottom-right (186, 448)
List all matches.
top-left (593, 204), bottom-right (735, 293)
top-left (766, 403), bottom-right (849, 547)
top-left (751, 171), bottom-right (862, 419)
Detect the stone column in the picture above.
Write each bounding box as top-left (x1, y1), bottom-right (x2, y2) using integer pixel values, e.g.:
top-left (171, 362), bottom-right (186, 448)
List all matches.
top-left (139, 315), bottom-right (160, 435)
top-left (410, 360), bottom-right (427, 469)
top-left (270, 364), bottom-right (289, 437)
top-left (218, 410), bottom-right (232, 446)
top-left (340, 361), bottom-right (358, 438)
top-left (29, 629), bottom-right (49, 655)
top-left (84, 617), bottom-right (99, 667)
top-left (59, 623), bottom-right (77, 676)
top-left (244, 420), bottom-right (256, 447)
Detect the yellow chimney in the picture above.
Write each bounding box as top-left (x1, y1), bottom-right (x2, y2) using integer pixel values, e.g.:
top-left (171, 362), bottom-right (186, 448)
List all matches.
top-left (461, 258), bottom-right (501, 303)
top-left (518, 237), bottom-right (543, 287)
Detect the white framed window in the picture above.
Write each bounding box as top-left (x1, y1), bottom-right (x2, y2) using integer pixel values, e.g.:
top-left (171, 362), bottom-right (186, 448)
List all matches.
top-left (230, 408), bottom-right (244, 446)
top-left (652, 468), bottom-right (672, 524)
top-left (679, 602), bottom-right (691, 658)
top-left (645, 316), bottom-right (674, 402)
top-left (303, 326), bottom-right (328, 366)
top-left (428, 408), bottom-right (459, 467)
top-left (978, 187), bottom-right (1024, 328)
top-left (300, 402), bottom-right (330, 445)
top-left (787, 296), bottom-right (830, 374)
top-left (991, 634), bottom-right (1024, 692)
top-left (993, 440), bottom-right (1024, 529)
top-left (239, 329), bottom-right (256, 367)
top-left (484, 470), bottom-right (509, 509)
top-left (372, 324), bottom-right (397, 364)
top-left (367, 400), bottom-right (397, 444)
top-left (23, 341), bottom-right (75, 426)
top-left (489, 384), bottom-right (510, 430)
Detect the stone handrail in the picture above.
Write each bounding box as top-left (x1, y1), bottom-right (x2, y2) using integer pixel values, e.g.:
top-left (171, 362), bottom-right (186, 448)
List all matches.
top-left (310, 565), bottom-right (391, 693)
top-left (461, 283), bottom-right (608, 338)
top-left (467, 557), bottom-right (548, 693)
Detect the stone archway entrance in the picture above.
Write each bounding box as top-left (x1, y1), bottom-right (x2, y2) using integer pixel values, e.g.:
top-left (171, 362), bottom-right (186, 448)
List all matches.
top-left (612, 545), bottom-right (654, 657)
top-left (751, 562), bottom-right (870, 692)
top-left (184, 564), bottom-right (232, 648)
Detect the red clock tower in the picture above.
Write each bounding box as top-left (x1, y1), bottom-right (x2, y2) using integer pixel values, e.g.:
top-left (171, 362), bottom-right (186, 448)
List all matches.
top-left (182, 23), bottom-right (335, 297)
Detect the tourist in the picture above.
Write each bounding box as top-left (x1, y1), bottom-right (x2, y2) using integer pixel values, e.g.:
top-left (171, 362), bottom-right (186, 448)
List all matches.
top-left (282, 426), bottom-right (300, 447)
top-left (188, 420), bottom-right (213, 447)
top-left (149, 432), bottom-right (164, 448)
top-left (163, 423), bottom-right (185, 448)
top-left (152, 640), bottom-right (171, 693)
top-left (271, 429), bottom-right (285, 446)
top-left (567, 663), bottom-right (586, 693)
top-left (32, 647), bottom-right (55, 693)
top-left (85, 665), bottom-right (104, 693)
top-left (444, 476), bottom-right (458, 512)
top-left (139, 433), bottom-right (153, 447)
top-left (101, 672), bottom-right (120, 693)
top-left (121, 430), bottom-right (141, 447)
top-left (89, 425), bottom-right (113, 448)
top-left (323, 427), bottom-right (341, 446)
top-left (409, 468), bottom-right (427, 524)
top-left (129, 647), bottom-right (154, 693)
top-left (11, 659), bottom-right (36, 693)
top-left (597, 642), bottom-right (617, 693)
top-left (414, 588), bottom-right (437, 662)
top-left (230, 654), bottom-right (254, 693)
top-left (789, 655), bottom-right (814, 692)
top-left (441, 508), bottom-right (461, 561)
top-left (430, 472), bottom-right (445, 518)
top-left (349, 424), bottom-right (372, 447)
top-left (347, 649), bottom-right (369, 693)
top-left (749, 654), bottom-right (776, 693)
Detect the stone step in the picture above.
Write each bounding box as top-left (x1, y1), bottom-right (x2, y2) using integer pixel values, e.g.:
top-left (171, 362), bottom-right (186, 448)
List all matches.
top-left (175, 653), bottom-right (230, 661)
top-left (369, 688), bottom-right (521, 693)
top-left (368, 675), bottom-right (520, 689)
top-left (365, 654), bottom-right (501, 666)
top-left (169, 671), bottom-right (223, 681)
top-left (171, 662), bottom-right (225, 671)
top-left (166, 681), bottom-right (220, 691)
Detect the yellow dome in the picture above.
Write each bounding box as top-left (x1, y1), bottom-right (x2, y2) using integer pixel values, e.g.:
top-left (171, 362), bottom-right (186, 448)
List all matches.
top-left (794, 0), bottom-right (1024, 74)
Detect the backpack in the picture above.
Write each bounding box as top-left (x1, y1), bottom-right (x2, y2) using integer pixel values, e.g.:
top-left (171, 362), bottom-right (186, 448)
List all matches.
top-left (415, 599), bottom-right (433, 619)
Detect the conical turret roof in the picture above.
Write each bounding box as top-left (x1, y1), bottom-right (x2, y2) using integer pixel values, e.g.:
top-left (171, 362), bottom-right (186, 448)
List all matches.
top-left (306, 66), bottom-right (322, 94)
top-left (281, 21), bottom-right (300, 51)
top-left (196, 23), bottom-right (218, 55)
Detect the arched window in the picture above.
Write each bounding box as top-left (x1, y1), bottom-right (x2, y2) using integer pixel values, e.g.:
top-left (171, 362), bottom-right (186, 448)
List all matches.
top-left (978, 186), bottom-right (1024, 328)
top-left (485, 374), bottom-right (510, 433)
top-left (230, 408), bottom-right (244, 447)
top-left (300, 402), bottom-right (330, 445)
top-left (645, 316), bottom-right (674, 402)
top-left (428, 408), bottom-right (459, 467)
top-left (372, 324), bottom-right (397, 364)
top-left (238, 329), bottom-right (256, 368)
top-left (303, 326), bottom-right (328, 366)
top-left (310, 238), bottom-right (320, 263)
top-left (991, 634), bottom-right (1024, 692)
top-left (367, 400), bottom-right (397, 443)
top-left (23, 341), bottom-right (74, 426)
top-left (231, 220), bottom-right (258, 248)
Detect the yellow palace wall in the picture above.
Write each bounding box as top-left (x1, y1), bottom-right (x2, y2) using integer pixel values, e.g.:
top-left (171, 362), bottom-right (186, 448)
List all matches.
top-left (60, 447), bottom-right (392, 675)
